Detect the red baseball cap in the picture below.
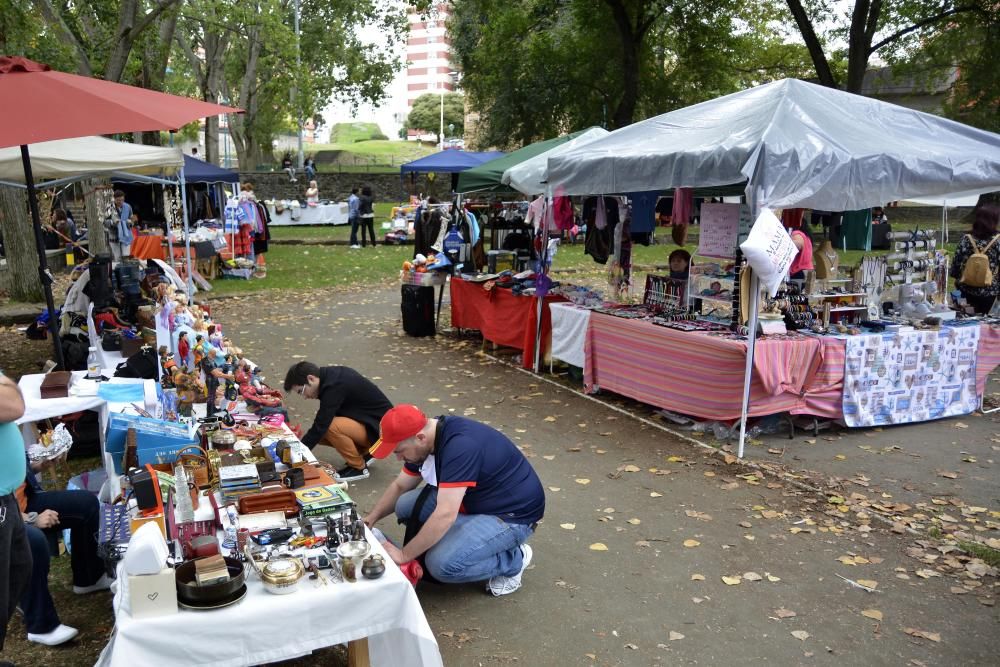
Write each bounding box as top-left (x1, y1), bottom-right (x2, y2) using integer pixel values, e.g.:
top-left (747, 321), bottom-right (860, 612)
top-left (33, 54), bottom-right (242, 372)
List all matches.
top-left (369, 404), bottom-right (427, 459)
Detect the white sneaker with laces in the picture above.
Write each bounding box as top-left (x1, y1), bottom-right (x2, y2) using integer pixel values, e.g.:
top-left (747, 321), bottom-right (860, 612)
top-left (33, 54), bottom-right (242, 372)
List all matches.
top-left (487, 544), bottom-right (532, 596)
top-left (73, 573), bottom-right (112, 595)
top-left (28, 624), bottom-right (78, 646)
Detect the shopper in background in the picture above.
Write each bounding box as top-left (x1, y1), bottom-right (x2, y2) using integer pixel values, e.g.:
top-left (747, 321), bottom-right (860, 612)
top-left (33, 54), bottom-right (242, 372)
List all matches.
top-left (348, 188), bottom-right (361, 249)
top-left (305, 181), bottom-right (320, 207)
top-left (110, 189), bottom-right (134, 261)
top-left (283, 361), bottom-right (393, 481)
top-left (951, 202), bottom-right (1000, 314)
top-left (358, 186), bottom-right (376, 248)
top-left (0, 369), bottom-right (31, 654)
top-left (788, 228), bottom-right (814, 280)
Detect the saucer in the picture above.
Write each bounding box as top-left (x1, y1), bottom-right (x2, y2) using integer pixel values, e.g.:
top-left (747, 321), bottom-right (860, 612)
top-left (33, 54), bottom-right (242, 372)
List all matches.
top-left (178, 584), bottom-right (247, 611)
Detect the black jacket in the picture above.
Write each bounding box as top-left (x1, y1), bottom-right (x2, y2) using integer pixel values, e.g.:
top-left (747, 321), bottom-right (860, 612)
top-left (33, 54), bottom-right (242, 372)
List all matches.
top-left (301, 366), bottom-right (393, 448)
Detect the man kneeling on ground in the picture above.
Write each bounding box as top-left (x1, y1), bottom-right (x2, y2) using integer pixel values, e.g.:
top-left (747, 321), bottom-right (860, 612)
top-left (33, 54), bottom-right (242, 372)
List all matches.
top-left (364, 404), bottom-right (544, 596)
top-left (284, 361), bottom-right (393, 481)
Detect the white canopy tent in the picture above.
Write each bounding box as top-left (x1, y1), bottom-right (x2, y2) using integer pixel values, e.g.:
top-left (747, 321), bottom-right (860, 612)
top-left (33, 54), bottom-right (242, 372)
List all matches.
top-left (0, 136), bottom-right (198, 296)
top-left (545, 78), bottom-right (1000, 456)
top-left (501, 127), bottom-right (610, 196)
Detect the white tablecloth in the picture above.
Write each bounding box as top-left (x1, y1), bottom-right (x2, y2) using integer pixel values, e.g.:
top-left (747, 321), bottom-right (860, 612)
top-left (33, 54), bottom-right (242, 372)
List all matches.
top-left (267, 202), bottom-right (350, 226)
top-left (549, 302), bottom-right (591, 369)
top-left (15, 370), bottom-right (156, 448)
top-left (97, 527), bottom-right (442, 667)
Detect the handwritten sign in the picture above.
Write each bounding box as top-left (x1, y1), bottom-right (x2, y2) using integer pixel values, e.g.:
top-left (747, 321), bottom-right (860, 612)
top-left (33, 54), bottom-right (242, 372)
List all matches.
top-left (697, 204), bottom-right (745, 259)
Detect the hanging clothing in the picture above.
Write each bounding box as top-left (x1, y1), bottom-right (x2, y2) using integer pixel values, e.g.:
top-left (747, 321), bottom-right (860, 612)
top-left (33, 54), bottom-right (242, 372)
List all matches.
top-left (252, 201), bottom-right (271, 255)
top-left (553, 196), bottom-right (574, 231)
top-left (525, 196), bottom-right (546, 231)
top-left (583, 196), bottom-right (617, 265)
top-left (835, 209), bottom-right (872, 251)
top-left (671, 188), bottom-right (694, 226)
top-left (627, 191), bottom-right (658, 233)
top-left (781, 208), bottom-right (806, 230)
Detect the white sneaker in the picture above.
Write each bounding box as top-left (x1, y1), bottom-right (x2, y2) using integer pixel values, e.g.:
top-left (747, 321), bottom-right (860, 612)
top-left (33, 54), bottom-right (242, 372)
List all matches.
top-left (28, 624), bottom-right (78, 646)
top-left (487, 544), bottom-right (532, 596)
top-left (73, 573), bottom-right (112, 594)
top-left (350, 244), bottom-right (361, 249)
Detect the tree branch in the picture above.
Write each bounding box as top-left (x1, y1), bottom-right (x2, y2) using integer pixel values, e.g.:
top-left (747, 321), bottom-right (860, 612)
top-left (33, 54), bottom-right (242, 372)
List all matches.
top-left (132, 0), bottom-right (184, 41)
top-left (784, 0), bottom-right (838, 87)
top-left (31, 0), bottom-right (93, 75)
top-left (868, 5), bottom-right (979, 54)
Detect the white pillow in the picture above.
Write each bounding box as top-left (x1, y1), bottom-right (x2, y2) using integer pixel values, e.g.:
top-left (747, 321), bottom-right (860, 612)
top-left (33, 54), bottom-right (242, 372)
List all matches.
top-left (739, 208), bottom-right (798, 297)
top-left (123, 521), bottom-right (169, 576)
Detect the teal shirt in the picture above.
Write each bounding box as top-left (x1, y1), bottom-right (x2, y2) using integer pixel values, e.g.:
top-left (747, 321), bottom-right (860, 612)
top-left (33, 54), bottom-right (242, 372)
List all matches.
top-left (0, 371), bottom-right (26, 495)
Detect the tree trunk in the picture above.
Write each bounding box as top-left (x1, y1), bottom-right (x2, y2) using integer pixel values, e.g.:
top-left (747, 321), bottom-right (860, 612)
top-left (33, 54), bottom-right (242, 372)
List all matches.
top-left (785, 0), bottom-right (839, 88)
top-left (84, 179), bottom-right (110, 256)
top-left (613, 39), bottom-right (640, 128)
top-left (0, 185), bottom-right (44, 302)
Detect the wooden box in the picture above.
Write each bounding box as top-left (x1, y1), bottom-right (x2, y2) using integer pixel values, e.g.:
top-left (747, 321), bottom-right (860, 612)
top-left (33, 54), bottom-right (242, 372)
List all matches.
top-left (39, 371), bottom-right (72, 399)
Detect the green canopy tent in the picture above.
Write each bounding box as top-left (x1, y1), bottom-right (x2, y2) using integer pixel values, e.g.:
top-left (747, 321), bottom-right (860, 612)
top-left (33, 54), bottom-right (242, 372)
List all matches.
top-left (455, 130), bottom-right (594, 194)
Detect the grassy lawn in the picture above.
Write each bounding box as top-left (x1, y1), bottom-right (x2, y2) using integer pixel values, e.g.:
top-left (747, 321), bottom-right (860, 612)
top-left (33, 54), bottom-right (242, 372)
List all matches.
top-left (208, 206), bottom-right (970, 297)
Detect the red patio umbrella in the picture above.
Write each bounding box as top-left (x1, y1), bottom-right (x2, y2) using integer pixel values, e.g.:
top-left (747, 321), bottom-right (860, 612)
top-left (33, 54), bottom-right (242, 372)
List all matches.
top-left (0, 56), bottom-right (240, 369)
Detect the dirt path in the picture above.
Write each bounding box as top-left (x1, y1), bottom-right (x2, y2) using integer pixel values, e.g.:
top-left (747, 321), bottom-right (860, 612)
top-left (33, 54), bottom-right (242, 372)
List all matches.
top-left (207, 286), bottom-right (998, 666)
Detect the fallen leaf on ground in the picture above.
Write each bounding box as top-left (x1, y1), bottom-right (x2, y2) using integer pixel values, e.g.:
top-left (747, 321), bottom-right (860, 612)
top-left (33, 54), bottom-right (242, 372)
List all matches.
top-left (622, 464), bottom-right (641, 473)
top-left (560, 523), bottom-right (576, 530)
top-left (856, 579), bottom-right (878, 589)
top-left (544, 416), bottom-right (557, 422)
top-left (589, 543), bottom-right (608, 551)
top-left (791, 630), bottom-right (810, 641)
top-left (668, 631), bottom-right (685, 641)
top-left (904, 628), bottom-right (941, 642)
top-left (685, 510), bottom-right (713, 521)
top-left (723, 454), bottom-right (738, 464)
top-left (775, 608), bottom-right (797, 618)
top-left (915, 569), bottom-right (942, 579)
top-left (953, 422), bottom-right (969, 429)
top-left (548, 486), bottom-right (561, 492)
top-left (627, 518), bottom-right (641, 525)
top-left (683, 539), bottom-right (701, 548)
top-left (937, 471), bottom-right (960, 479)
top-left (743, 571), bottom-right (763, 581)
top-left (624, 643), bottom-right (638, 650)
top-left (765, 573), bottom-right (781, 582)
top-left (861, 609), bottom-right (883, 621)
top-left (650, 492), bottom-right (663, 498)
top-left (575, 478), bottom-right (591, 485)
top-left (691, 574), bottom-right (705, 581)
top-left (722, 576), bottom-right (742, 585)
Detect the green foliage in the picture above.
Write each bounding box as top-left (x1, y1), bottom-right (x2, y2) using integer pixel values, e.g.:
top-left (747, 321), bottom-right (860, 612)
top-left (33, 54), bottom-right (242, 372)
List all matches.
top-left (0, 0), bottom-right (77, 71)
top-left (330, 122), bottom-right (390, 143)
top-left (450, 0), bottom-right (814, 148)
top-left (405, 92), bottom-right (465, 142)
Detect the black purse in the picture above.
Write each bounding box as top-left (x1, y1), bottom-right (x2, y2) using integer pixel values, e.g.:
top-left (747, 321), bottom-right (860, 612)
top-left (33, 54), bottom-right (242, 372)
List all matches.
top-left (102, 330), bottom-right (122, 351)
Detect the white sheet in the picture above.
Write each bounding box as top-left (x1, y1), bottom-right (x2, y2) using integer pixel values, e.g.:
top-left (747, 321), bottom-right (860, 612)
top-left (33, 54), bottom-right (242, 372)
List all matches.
top-left (549, 302), bottom-right (591, 369)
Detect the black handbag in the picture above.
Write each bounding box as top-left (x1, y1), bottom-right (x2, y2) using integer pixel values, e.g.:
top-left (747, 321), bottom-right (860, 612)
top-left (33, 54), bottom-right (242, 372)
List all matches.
top-left (114, 345), bottom-right (158, 379)
top-left (102, 330), bottom-right (122, 351)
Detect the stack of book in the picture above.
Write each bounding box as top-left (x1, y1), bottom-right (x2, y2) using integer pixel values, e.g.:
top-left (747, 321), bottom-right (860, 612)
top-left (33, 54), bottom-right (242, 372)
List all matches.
top-left (194, 554), bottom-right (230, 586)
top-left (219, 463), bottom-right (261, 504)
top-left (294, 484), bottom-right (354, 519)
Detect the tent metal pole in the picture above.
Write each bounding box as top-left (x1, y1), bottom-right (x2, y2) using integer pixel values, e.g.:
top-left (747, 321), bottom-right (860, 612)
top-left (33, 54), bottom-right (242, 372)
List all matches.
top-left (533, 187), bottom-right (551, 373)
top-left (179, 168), bottom-right (194, 297)
top-left (166, 184), bottom-right (176, 285)
top-left (20, 145), bottom-right (66, 370)
top-left (941, 200), bottom-right (948, 244)
top-left (737, 185), bottom-right (764, 459)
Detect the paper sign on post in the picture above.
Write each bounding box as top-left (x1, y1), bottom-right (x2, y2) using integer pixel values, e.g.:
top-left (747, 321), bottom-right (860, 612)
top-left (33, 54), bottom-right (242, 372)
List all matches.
top-left (739, 208), bottom-right (798, 297)
top-left (697, 203), bottom-right (743, 259)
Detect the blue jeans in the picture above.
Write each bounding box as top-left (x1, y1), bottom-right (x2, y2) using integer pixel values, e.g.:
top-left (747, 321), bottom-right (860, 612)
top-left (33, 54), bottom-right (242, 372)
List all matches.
top-left (22, 525), bottom-right (59, 634)
top-left (349, 216), bottom-right (360, 245)
top-left (395, 486), bottom-right (533, 584)
top-left (24, 489), bottom-right (103, 590)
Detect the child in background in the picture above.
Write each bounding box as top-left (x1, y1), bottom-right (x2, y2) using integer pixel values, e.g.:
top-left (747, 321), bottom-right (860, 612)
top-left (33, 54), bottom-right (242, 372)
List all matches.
top-left (669, 249), bottom-right (691, 280)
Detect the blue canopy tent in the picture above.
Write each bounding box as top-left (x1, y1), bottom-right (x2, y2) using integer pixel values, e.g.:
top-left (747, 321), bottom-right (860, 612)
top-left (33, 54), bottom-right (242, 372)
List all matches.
top-left (182, 154), bottom-right (240, 184)
top-left (400, 150), bottom-right (505, 195)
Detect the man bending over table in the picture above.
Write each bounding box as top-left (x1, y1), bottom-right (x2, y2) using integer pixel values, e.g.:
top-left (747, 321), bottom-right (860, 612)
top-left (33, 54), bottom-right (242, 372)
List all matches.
top-left (363, 405), bottom-right (544, 596)
top-left (284, 361), bottom-right (393, 481)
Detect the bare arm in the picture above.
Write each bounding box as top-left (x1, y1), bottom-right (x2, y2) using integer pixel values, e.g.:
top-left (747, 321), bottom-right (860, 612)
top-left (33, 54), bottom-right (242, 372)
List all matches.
top-left (0, 374), bottom-right (25, 422)
top-left (397, 486), bottom-right (465, 563)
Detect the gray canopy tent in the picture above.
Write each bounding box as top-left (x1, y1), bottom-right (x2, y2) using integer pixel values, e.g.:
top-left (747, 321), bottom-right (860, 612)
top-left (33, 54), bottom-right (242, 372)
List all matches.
top-left (546, 78), bottom-right (1000, 456)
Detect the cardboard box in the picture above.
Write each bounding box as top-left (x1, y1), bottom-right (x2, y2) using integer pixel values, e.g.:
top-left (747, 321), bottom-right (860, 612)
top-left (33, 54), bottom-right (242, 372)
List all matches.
top-left (128, 568), bottom-right (178, 619)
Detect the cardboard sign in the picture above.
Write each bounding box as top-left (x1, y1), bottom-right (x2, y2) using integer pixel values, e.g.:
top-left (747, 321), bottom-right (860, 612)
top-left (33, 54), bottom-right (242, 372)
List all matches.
top-left (697, 203), bottom-right (748, 259)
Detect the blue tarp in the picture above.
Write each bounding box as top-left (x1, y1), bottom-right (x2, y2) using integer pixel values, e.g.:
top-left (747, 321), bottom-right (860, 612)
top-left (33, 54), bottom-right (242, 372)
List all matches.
top-left (400, 150), bottom-right (505, 175)
top-left (183, 154), bottom-right (240, 184)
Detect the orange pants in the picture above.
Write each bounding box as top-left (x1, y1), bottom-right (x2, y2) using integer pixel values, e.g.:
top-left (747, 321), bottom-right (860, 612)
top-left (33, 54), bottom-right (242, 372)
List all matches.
top-left (319, 416), bottom-right (371, 469)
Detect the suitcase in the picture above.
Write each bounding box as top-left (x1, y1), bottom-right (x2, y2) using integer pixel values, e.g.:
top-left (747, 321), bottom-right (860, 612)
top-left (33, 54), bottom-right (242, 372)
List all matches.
top-left (401, 284), bottom-right (435, 337)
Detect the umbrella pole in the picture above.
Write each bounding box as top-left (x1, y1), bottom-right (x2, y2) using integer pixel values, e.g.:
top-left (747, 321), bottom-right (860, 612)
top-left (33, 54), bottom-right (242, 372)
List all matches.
top-left (20, 145), bottom-right (66, 370)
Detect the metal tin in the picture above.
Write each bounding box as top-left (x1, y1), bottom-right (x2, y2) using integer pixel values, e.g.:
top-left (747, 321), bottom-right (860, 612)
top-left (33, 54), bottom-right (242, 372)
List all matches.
top-left (362, 554), bottom-right (386, 579)
top-left (260, 557), bottom-right (304, 595)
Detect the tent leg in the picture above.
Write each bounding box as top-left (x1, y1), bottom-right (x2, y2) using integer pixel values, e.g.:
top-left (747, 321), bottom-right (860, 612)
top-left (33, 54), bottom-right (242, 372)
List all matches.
top-left (180, 170), bottom-right (194, 298)
top-left (737, 273), bottom-right (760, 459)
top-left (20, 145), bottom-right (66, 370)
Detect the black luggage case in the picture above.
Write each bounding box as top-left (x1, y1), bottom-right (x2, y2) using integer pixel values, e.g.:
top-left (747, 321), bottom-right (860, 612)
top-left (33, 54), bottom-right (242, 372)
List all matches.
top-left (401, 284), bottom-right (435, 337)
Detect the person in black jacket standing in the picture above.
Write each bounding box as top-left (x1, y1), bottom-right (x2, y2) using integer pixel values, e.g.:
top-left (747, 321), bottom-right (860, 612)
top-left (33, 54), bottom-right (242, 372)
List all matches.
top-left (284, 361), bottom-right (393, 480)
top-left (358, 186), bottom-right (377, 248)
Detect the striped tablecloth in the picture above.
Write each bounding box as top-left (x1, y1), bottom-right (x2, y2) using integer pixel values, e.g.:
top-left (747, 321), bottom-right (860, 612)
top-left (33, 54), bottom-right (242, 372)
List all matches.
top-left (583, 315), bottom-right (999, 423)
top-left (583, 312), bottom-right (837, 421)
